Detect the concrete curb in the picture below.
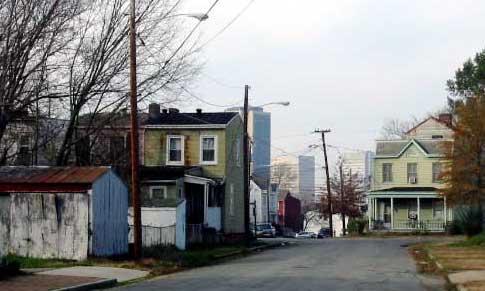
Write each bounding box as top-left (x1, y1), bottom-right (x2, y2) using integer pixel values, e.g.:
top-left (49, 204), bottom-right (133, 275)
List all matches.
top-left (52, 278), bottom-right (117, 291)
top-left (213, 241), bottom-right (289, 260)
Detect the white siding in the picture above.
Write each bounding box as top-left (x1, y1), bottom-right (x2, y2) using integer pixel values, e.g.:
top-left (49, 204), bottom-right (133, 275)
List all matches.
top-left (6, 193), bottom-right (89, 260)
top-left (0, 196), bottom-right (11, 257)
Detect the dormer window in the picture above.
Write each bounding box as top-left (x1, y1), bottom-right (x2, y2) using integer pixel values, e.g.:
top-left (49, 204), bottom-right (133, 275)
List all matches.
top-left (200, 135), bottom-right (217, 165)
top-left (167, 135), bottom-right (184, 165)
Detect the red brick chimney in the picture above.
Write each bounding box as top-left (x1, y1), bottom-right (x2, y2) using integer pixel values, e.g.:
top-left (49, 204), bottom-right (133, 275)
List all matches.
top-left (438, 113), bottom-right (452, 128)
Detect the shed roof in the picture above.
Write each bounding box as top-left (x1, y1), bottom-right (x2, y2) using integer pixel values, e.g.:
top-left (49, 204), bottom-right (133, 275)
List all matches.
top-left (0, 167), bottom-right (110, 192)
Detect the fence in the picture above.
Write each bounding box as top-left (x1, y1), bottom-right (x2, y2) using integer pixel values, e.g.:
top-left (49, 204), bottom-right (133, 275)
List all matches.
top-left (128, 224), bottom-right (176, 247)
top-left (371, 219), bottom-right (445, 231)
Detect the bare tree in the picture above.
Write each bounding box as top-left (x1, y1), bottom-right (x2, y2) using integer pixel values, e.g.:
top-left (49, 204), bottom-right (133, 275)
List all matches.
top-left (54, 0), bottom-right (200, 165)
top-left (0, 0), bottom-right (82, 164)
top-left (301, 203), bottom-right (321, 231)
top-left (379, 118), bottom-right (416, 140)
top-left (271, 162), bottom-right (297, 198)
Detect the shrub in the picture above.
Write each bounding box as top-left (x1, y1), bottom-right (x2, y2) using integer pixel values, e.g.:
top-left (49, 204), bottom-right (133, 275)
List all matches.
top-left (446, 220), bottom-right (464, 235)
top-left (0, 256), bottom-right (22, 280)
top-left (455, 205), bottom-right (483, 237)
top-left (347, 218), bottom-right (367, 235)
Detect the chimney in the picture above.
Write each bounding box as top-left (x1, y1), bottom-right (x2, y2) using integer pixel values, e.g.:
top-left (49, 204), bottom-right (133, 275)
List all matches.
top-left (148, 103), bottom-right (160, 120)
top-left (438, 113), bottom-right (452, 127)
top-left (168, 108), bottom-right (179, 114)
top-left (162, 109), bottom-right (168, 114)
top-left (196, 108), bottom-right (202, 114)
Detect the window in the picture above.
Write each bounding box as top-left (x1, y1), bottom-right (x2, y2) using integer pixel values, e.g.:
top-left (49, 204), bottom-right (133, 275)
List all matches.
top-left (407, 163), bottom-right (418, 184)
top-left (382, 163), bottom-right (393, 182)
top-left (149, 186), bottom-right (167, 200)
top-left (229, 183), bottom-right (234, 216)
top-left (432, 162), bottom-right (442, 183)
top-left (200, 135), bottom-right (217, 164)
top-left (432, 135), bottom-right (443, 139)
top-left (167, 136), bottom-right (184, 165)
top-left (17, 135), bottom-right (31, 166)
top-left (271, 184), bottom-right (278, 193)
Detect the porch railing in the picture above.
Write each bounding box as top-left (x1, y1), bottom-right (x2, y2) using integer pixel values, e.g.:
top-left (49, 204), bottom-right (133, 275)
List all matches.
top-left (371, 219), bottom-right (445, 231)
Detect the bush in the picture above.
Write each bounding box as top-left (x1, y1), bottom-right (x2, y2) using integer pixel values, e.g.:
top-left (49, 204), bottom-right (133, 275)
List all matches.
top-left (446, 220), bottom-right (464, 235)
top-left (455, 206), bottom-right (483, 237)
top-left (347, 218), bottom-right (367, 235)
top-left (0, 256), bottom-right (22, 280)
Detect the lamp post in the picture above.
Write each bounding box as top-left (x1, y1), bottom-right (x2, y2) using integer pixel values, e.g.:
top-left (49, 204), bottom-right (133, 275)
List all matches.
top-left (128, 1), bottom-right (208, 259)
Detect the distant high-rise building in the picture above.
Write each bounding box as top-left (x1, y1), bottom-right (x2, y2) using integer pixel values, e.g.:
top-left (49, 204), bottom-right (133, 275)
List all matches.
top-left (226, 106), bottom-right (271, 186)
top-left (342, 151), bottom-right (375, 191)
top-left (272, 155), bottom-right (315, 206)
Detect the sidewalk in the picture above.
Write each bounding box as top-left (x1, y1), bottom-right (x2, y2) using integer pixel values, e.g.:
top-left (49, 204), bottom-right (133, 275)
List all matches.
top-left (412, 241), bottom-right (485, 291)
top-left (0, 274), bottom-right (105, 291)
top-left (0, 266), bottom-right (148, 291)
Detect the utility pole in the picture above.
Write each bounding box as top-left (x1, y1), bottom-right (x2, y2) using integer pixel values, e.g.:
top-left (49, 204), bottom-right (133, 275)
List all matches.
top-left (129, 0), bottom-right (142, 259)
top-left (266, 179), bottom-right (270, 224)
top-left (243, 85), bottom-right (251, 244)
top-left (339, 160), bottom-right (346, 236)
top-left (315, 129), bottom-right (333, 237)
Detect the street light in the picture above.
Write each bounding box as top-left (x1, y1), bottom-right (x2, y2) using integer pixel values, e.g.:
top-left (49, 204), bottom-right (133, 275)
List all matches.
top-left (173, 13), bottom-right (209, 21)
top-left (254, 101), bottom-right (290, 108)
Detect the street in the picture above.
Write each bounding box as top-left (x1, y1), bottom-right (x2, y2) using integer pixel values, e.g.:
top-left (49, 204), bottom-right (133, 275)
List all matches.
top-left (118, 238), bottom-right (444, 291)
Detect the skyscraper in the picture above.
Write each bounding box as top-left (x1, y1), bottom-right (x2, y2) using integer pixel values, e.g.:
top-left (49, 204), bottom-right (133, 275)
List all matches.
top-left (226, 106), bottom-right (271, 185)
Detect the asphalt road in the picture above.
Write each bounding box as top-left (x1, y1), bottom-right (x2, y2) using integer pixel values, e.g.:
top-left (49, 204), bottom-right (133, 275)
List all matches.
top-left (118, 238), bottom-right (444, 291)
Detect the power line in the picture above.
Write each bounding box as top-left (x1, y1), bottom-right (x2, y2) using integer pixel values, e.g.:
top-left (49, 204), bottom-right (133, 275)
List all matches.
top-left (200, 0), bottom-right (256, 48)
top-left (200, 72), bottom-right (242, 90)
top-left (180, 86), bottom-right (242, 108)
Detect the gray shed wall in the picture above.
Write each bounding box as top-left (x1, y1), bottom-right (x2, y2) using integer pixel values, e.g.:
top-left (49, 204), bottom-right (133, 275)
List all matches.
top-left (91, 171), bottom-right (128, 256)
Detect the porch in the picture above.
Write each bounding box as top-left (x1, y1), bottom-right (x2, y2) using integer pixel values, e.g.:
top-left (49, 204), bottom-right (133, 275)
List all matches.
top-left (368, 192), bottom-right (452, 232)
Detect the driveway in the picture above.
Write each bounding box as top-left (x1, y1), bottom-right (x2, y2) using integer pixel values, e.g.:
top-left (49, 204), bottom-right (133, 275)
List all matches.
top-left (118, 238), bottom-right (444, 291)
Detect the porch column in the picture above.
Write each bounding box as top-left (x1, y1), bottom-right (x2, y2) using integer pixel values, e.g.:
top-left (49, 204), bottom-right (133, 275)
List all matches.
top-left (373, 198), bottom-right (377, 221)
top-left (444, 197), bottom-right (447, 223)
top-left (368, 197), bottom-right (372, 228)
top-left (417, 197), bottom-right (420, 222)
top-left (390, 197), bottom-right (394, 230)
top-left (203, 184), bottom-right (209, 224)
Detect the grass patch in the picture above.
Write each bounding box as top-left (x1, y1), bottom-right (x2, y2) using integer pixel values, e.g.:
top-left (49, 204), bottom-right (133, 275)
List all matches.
top-left (450, 232), bottom-right (485, 247)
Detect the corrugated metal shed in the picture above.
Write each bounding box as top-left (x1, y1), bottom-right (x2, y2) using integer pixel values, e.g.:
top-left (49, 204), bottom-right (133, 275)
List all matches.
top-left (0, 167), bottom-right (110, 192)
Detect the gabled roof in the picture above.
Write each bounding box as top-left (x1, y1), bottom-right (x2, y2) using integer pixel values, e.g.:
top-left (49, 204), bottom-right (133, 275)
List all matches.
top-left (375, 139), bottom-right (451, 158)
top-left (405, 116), bottom-right (453, 135)
top-left (0, 167), bottom-right (110, 192)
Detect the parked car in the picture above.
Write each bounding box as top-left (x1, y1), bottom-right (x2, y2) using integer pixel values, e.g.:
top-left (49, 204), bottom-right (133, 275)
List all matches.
top-left (317, 228), bottom-right (332, 238)
top-left (295, 231), bottom-right (317, 239)
top-left (253, 224), bottom-right (276, 237)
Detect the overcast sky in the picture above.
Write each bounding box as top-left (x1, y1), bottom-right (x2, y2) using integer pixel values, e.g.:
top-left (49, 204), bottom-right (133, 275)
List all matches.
top-left (177, 0), bottom-right (485, 179)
